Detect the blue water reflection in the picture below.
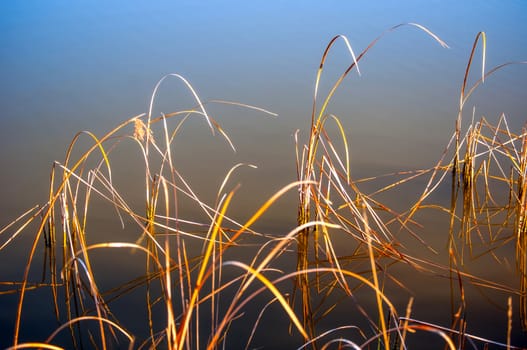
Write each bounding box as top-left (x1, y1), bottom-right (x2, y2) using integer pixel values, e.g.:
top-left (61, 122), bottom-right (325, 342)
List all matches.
top-left (1, 1), bottom-right (527, 348)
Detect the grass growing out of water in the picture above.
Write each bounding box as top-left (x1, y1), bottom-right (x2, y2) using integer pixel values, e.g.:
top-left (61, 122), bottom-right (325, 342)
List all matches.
top-left (1, 24), bottom-right (527, 349)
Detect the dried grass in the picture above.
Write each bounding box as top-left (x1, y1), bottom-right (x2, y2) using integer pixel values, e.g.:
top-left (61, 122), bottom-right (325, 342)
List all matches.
top-left (1, 25), bottom-right (526, 350)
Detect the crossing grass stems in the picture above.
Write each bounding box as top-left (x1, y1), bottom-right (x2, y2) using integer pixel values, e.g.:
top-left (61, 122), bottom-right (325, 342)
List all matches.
top-left (1, 24), bottom-right (526, 349)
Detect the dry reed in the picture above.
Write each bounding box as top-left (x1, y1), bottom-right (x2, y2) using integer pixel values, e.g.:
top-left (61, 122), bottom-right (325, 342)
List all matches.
top-left (1, 25), bottom-right (526, 350)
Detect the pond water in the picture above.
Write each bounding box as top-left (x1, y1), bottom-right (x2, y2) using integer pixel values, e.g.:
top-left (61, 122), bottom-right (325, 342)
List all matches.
top-left (1, 1), bottom-right (527, 348)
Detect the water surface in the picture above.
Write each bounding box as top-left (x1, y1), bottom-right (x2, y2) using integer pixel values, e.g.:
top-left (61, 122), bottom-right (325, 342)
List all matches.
top-left (1, 1), bottom-right (527, 348)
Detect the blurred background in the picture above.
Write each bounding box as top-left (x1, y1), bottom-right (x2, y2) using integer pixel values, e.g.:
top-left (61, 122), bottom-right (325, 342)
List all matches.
top-left (1, 0), bottom-right (527, 348)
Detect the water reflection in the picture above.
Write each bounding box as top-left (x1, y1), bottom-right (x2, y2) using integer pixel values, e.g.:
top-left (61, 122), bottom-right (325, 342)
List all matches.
top-left (1, 1), bottom-right (527, 348)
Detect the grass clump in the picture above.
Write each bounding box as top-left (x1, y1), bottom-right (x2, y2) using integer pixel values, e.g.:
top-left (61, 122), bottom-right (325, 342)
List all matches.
top-left (1, 24), bottom-right (526, 349)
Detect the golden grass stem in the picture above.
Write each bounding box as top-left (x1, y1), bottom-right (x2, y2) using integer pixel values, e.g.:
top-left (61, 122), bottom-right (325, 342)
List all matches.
top-left (363, 206), bottom-right (389, 350)
top-left (175, 190), bottom-right (234, 350)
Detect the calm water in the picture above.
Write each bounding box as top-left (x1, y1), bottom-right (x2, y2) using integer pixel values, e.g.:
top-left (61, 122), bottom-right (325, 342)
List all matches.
top-left (1, 1), bottom-right (527, 348)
